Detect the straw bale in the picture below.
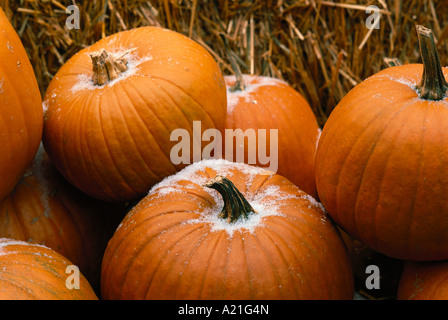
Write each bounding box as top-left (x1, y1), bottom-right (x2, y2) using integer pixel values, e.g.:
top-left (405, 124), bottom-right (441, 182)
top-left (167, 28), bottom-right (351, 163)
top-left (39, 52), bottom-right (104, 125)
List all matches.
top-left (2, 0), bottom-right (448, 126)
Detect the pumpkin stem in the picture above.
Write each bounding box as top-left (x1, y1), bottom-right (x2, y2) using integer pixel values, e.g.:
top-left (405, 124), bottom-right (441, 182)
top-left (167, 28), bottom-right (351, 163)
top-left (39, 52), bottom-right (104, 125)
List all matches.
top-left (416, 25), bottom-right (448, 101)
top-left (219, 33), bottom-right (245, 92)
top-left (204, 175), bottom-right (256, 223)
top-left (90, 49), bottom-right (133, 86)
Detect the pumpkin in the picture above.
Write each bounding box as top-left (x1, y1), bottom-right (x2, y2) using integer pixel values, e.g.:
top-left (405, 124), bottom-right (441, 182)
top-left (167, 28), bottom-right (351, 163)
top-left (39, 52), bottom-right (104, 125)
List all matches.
top-left (0, 7), bottom-right (43, 202)
top-left (397, 260), bottom-right (448, 300)
top-left (223, 74), bottom-right (320, 198)
top-left (101, 159), bottom-right (354, 300)
top-left (0, 238), bottom-right (98, 300)
top-left (0, 143), bottom-right (119, 291)
top-left (315, 25), bottom-right (448, 261)
top-left (42, 26), bottom-right (227, 202)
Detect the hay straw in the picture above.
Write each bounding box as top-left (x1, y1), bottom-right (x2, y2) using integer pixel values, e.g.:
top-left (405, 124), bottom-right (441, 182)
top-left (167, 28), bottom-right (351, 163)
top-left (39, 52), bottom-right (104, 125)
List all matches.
top-left (2, 0), bottom-right (448, 126)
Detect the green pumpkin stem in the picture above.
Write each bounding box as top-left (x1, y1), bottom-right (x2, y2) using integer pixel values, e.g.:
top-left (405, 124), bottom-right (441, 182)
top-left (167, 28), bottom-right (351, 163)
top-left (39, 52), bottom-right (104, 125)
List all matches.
top-left (90, 49), bottom-right (132, 86)
top-left (219, 33), bottom-right (245, 92)
top-left (416, 25), bottom-right (448, 101)
top-left (204, 175), bottom-right (256, 223)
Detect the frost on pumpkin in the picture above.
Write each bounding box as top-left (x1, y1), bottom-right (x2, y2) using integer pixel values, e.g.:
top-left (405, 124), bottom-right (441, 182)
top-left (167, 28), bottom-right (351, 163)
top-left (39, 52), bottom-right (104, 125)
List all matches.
top-left (121, 159), bottom-right (327, 237)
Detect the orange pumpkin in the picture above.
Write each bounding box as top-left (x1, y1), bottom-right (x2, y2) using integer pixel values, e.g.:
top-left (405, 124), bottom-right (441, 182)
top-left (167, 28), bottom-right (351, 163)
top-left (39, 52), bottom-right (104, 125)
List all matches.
top-left (223, 74), bottom-right (320, 198)
top-left (43, 26), bottom-right (227, 202)
top-left (0, 143), bottom-right (118, 290)
top-left (0, 238), bottom-right (98, 300)
top-left (0, 7), bottom-right (43, 202)
top-left (397, 261), bottom-right (448, 300)
top-left (315, 26), bottom-right (448, 261)
top-left (101, 159), bottom-right (353, 300)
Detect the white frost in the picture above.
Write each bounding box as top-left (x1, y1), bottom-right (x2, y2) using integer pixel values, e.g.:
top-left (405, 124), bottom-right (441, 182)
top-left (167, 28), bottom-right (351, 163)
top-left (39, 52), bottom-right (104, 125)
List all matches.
top-left (225, 75), bottom-right (288, 113)
top-left (147, 159), bottom-right (322, 236)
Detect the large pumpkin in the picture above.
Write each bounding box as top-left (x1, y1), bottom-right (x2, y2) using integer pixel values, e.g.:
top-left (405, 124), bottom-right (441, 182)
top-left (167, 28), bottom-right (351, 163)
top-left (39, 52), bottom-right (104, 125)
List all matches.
top-left (0, 143), bottom-right (118, 290)
top-left (315, 26), bottom-right (448, 261)
top-left (0, 238), bottom-right (98, 300)
top-left (0, 7), bottom-right (43, 202)
top-left (42, 26), bottom-right (227, 202)
top-left (101, 159), bottom-right (353, 300)
top-left (223, 74), bottom-right (320, 198)
top-left (397, 261), bottom-right (448, 300)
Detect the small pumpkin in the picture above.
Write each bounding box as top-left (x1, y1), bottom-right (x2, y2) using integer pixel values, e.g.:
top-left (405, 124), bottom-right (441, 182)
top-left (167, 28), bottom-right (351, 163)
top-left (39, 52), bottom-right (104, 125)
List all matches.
top-left (0, 7), bottom-right (43, 202)
top-left (223, 74), bottom-right (320, 198)
top-left (43, 26), bottom-right (227, 202)
top-left (315, 25), bottom-right (448, 260)
top-left (0, 238), bottom-right (98, 300)
top-left (101, 159), bottom-right (353, 300)
top-left (0, 143), bottom-right (118, 291)
top-left (397, 260), bottom-right (448, 300)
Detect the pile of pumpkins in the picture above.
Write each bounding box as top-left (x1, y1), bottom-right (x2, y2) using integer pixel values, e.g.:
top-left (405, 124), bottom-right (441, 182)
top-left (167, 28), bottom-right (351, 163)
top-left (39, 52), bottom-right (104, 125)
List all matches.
top-left (1, 5), bottom-right (447, 300)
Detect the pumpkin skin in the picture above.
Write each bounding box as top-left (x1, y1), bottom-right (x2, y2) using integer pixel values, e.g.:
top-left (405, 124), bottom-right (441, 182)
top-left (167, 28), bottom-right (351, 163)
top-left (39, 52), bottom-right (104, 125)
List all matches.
top-left (397, 261), bottom-right (448, 300)
top-left (315, 62), bottom-right (448, 261)
top-left (223, 75), bottom-right (320, 198)
top-left (101, 159), bottom-right (354, 300)
top-left (43, 26), bottom-right (227, 202)
top-left (0, 143), bottom-right (116, 291)
top-left (0, 7), bottom-right (43, 202)
top-left (0, 238), bottom-right (98, 300)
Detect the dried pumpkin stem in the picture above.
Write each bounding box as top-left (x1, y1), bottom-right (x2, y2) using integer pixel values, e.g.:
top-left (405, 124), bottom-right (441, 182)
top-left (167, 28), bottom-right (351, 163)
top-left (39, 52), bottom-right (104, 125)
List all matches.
top-left (204, 175), bottom-right (256, 223)
top-left (416, 25), bottom-right (448, 101)
top-left (90, 49), bottom-right (132, 86)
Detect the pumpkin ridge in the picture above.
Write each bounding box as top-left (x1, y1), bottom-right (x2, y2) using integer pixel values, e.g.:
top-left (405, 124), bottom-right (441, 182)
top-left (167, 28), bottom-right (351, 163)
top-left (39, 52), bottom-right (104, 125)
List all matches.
top-left (332, 95), bottom-right (417, 230)
top-left (0, 267), bottom-right (41, 299)
top-left (58, 91), bottom-right (113, 198)
top-left (118, 81), bottom-right (178, 173)
top-left (241, 230), bottom-right (266, 299)
top-left (249, 173), bottom-right (276, 198)
top-left (174, 185), bottom-right (216, 208)
top-left (260, 225), bottom-right (301, 298)
top-left (77, 93), bottom-right (128, 199)
top-left (0, 278), bottom-right (36, 299)
top-left (96, 91), bottom-right (144, 197)
top-left (264, 210), bottom-right (343, 285)
top-left (197, 231), bottom-right (226, 299)
top-left (266, 214), bottom-right (322, 258)
top-left (402, 105), bottom-right (429, 259)
top-left (107, 217), bottom-right (205, 299)
top-left (0, 245), bottom-right (82, 299)
top-left (188, 230), bottom-right (224, 299)
top-left (2, 66), bottom-right (34, 158)
top-left (141, 224), bottom-right (209, 299)
top-left (236, 232), bottom-right (253, 299)
top-left (111, 209), bottom-right (200, 262)
top-left (251, 230), bottom-right (287, 298)
top-left (318, 77), bottom-right (416, 144)
top-left (108, 83), bottom-right (174, 183)
top-left (154, 77), bottom-right (220, 131)
top-left (350, 97), bottom-right (422, 243)
top-left (130, 209), bottom-right (201, 232)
